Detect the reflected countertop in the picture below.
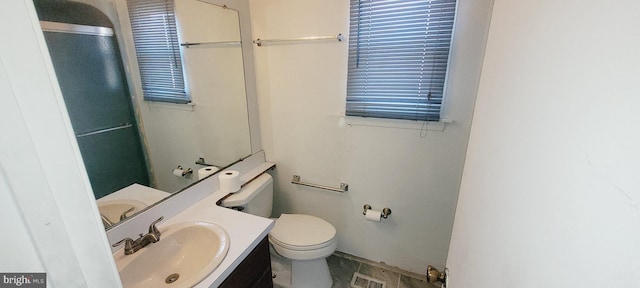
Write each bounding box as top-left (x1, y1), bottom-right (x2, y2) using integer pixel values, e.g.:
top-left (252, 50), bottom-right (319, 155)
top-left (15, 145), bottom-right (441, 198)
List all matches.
top-left (97, 183), bottom-right (170, 206)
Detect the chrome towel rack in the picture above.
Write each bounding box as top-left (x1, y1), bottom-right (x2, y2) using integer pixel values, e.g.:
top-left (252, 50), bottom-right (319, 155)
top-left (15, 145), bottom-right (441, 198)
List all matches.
top-left (291, 175), bottom-right (348, 193)
top-left (253, 34), bottom-right (343, 47)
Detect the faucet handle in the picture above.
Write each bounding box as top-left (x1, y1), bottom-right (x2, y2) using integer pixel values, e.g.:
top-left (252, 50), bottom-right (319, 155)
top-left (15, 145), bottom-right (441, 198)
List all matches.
top-left (148, 216), bottom-right (164, 236)
top-left (112, 238), bottom-right (134, 249)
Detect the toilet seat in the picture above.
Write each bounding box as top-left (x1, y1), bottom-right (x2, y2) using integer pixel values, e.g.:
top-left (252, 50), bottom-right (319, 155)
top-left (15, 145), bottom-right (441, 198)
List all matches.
top-left (269, 235), bottom-right (333, 251)
top-left (269, 214), bottom-right (337, 260)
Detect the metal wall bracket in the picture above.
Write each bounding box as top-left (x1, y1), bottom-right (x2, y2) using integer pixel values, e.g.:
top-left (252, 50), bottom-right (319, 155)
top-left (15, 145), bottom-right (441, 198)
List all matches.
top-left (426, 265), bottom-right (448, 287)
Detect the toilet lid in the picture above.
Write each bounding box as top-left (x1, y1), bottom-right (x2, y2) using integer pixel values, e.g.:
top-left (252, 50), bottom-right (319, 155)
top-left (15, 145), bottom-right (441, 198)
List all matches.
top-left (270, 214), bottom-right (336, 248)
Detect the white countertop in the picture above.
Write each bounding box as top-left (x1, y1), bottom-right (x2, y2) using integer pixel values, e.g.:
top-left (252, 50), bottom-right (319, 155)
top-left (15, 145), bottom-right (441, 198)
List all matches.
top-left (111, 189), bottom-right (274, 287)
top-left (159, 189), bottom-right (274, 287)
top-left (107, 155), bottom-right (276, 287)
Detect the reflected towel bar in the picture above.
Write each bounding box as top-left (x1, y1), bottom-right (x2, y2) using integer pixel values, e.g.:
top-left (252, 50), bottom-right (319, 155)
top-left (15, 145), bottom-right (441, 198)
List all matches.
top-left (180, 41), bottom-right (241, 48)
top-left (253, 34), bottom-right (343, 47)
top-left (291, 175), bottom-right (348, 193)
top-left (76, 123), bottom-right (133, 138)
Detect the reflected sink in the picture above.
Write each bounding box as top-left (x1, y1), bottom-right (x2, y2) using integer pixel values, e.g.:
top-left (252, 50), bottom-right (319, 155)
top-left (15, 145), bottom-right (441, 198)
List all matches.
top-left (98, 199), bottom-right (147, 223)
top-left (114, 221), bottom-right (230, 288)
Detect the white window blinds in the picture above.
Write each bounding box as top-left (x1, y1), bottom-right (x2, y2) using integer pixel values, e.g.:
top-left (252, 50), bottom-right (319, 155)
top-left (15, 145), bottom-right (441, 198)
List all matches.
top-left (127, 0), bottom-right (189, 103)
top-left (346, 0), bottom-right (456, 121)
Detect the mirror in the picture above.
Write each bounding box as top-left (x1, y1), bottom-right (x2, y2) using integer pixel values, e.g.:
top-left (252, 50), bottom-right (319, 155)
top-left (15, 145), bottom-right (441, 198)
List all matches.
top-left (33, 0), bottom-right (251, 227)
top-left (137, 0), bottom-right (251, 191)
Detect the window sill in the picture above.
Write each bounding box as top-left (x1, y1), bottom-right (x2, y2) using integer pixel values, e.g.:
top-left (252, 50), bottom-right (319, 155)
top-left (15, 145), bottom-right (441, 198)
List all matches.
top-left (146, 101), bottom-right (196, 112)
top-left (342, 116), bottom-right (453, 132)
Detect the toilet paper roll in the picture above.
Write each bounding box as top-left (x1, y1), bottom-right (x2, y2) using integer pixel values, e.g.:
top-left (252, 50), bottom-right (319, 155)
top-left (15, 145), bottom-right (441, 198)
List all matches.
top-left (172, 168), bottom-right (184, 177)
top-left (198, 166), bottom-right (219, 180)
top-left (365, 209), bottom-right (382, 222)
top-left (218, 170), bottom-right (241, 193)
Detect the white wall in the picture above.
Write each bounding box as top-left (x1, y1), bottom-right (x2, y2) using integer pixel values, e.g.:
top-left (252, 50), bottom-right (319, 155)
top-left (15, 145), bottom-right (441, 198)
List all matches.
top-left (447, 0), bottom-right (640, 287)
top-left (250, 0), bottom-right (493, 272)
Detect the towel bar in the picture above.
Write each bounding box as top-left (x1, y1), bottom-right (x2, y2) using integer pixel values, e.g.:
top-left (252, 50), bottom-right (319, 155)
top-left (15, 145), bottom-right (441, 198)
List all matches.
top-left (253, 34), bottom-right (343, 47)
top-left (291, 175), bottom-right (348, 193)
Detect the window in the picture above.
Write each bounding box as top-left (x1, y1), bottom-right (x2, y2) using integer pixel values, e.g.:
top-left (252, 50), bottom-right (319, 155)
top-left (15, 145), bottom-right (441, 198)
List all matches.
top-left (127, 0), bottom-right (189, 103)
top-left (346, 0), bottom-right (456, 121)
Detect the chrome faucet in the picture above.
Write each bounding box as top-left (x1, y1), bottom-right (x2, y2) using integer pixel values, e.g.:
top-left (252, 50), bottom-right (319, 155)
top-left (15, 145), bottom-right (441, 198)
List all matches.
top-left (112, 216), bottom-right (164, 255)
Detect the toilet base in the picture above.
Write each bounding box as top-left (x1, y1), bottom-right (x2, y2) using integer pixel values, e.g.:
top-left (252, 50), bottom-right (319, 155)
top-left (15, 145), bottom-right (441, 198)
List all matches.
top-left (271, 251), bottom-right (292, 288)
top-left (270, 248), bottom-right (333, 288)
top-left (292, 258), bottom-right (332, 288)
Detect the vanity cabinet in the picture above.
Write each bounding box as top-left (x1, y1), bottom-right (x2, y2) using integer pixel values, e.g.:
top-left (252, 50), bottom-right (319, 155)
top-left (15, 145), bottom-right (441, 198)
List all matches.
top-left (219, 236), bottom-right (273, 288)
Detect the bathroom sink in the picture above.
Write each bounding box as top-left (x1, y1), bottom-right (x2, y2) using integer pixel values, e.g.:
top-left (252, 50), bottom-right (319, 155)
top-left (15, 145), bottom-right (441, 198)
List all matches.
top-left (98, 199), bottom-right (147, 223)
top-left (113, 221), bottom-right (230, 288)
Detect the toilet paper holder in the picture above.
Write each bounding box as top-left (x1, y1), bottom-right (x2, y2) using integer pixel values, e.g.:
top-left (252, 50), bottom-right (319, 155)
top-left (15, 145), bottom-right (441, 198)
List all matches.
top-left (363, 204), bottom-right (391, 219)
top-left (174, 165), bottom-right (193, 177)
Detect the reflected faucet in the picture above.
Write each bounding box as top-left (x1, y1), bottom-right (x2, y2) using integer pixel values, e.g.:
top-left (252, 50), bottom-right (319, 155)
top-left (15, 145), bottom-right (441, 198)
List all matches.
top-left (112, 216), bottom-right (164, 255)
top-left (119, 206), bottom-right (136, 221)
top-left (101, 206), bottom-right (137, 229)
top-left (101, 214), bottom-right (114, 229)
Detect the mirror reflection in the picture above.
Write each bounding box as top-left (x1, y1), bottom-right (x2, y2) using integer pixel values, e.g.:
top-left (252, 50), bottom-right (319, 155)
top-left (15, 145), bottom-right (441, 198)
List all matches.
top-left (33, 0), bottom-right (251, 227)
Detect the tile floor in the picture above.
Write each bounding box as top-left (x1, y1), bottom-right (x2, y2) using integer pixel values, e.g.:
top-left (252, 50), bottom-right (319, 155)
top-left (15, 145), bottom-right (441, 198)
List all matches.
top-left (274, 251), bottom-right (438, 288)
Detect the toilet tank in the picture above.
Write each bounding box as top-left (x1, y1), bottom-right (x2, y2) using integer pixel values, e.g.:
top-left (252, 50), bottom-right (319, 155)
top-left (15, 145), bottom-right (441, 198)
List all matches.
top-left (220, 173), bottom-right (273, 218)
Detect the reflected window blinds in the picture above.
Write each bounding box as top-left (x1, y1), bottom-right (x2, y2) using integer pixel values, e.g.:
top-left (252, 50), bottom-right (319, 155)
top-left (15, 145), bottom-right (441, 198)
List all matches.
top-left (127, 0), bottom-right (189, 103)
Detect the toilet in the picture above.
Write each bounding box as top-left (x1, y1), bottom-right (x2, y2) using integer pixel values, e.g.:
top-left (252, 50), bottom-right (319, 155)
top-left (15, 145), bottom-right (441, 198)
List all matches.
top-left (221, 173), bottom-right (337, 288)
